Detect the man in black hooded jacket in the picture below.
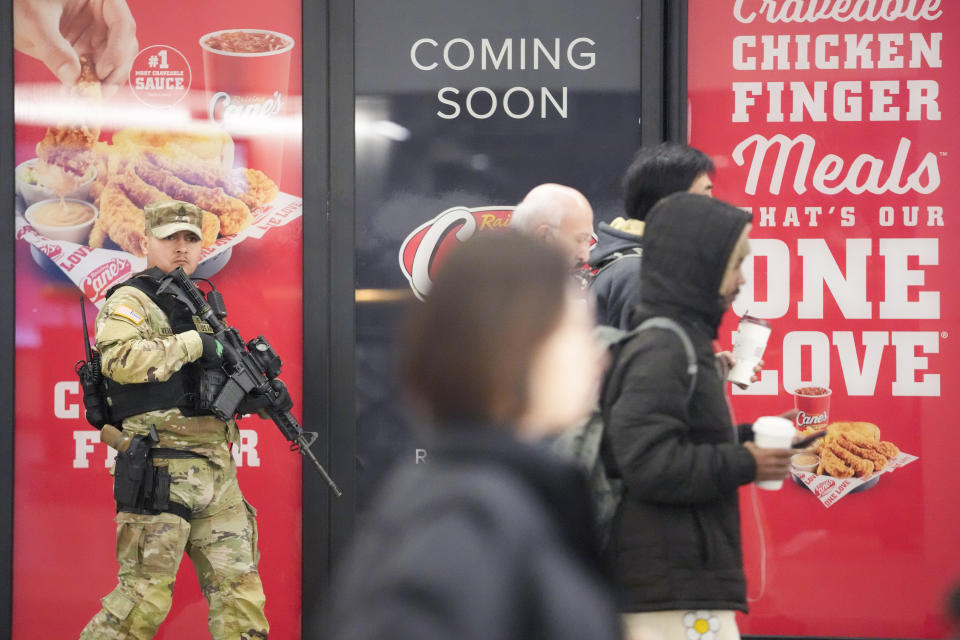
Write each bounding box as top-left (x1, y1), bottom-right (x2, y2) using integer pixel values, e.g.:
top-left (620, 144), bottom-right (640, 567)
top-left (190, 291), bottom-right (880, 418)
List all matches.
top-left (589, 143), bottom-right (714, 329)
top-left (604, 192), bottom-right (793, 640)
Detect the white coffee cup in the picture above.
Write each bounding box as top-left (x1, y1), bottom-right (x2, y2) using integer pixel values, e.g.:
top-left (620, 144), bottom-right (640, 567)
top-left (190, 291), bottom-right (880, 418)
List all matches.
top-left (727, 315), bottom-right (771, 388)
top-left (752, 416), bottom-right (796, 490)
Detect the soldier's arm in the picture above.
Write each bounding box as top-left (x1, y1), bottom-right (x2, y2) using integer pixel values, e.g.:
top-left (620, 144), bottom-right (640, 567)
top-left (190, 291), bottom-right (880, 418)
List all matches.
top-left (95, 289), bottom-right (204, 384)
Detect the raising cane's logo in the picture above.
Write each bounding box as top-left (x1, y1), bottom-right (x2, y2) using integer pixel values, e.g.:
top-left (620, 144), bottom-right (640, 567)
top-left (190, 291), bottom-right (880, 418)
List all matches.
top-left (82, 258), bottom-right (132, 304)
top-left (814, 479), bottom-right (836, 498)
top-left (399, 206), bottom-right (514, 299)
top-left (208, 90), bottom-right (284, 129)
top-left (797, 410), bottom-right (828, 427)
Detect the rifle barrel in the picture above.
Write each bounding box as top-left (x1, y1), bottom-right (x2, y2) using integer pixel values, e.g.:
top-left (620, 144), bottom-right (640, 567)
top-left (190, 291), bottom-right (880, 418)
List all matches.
top-left (298, 435), bottom-right (343, 496)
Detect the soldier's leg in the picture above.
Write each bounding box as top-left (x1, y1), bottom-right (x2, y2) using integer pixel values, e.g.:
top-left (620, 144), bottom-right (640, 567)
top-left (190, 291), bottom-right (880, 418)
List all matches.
top-left (79, 512), bottom-right (190, 640)
top-left (186, 460), bottom-right (269, 640)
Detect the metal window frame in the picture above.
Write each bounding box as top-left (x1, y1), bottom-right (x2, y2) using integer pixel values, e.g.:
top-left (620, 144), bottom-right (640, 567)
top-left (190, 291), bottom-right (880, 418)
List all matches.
top-left (301, 0), bottom-right (357, 635)
top-left (1, 0), bottom-right (15, 633)
top-left (640, 0), bottom-right (688, 145)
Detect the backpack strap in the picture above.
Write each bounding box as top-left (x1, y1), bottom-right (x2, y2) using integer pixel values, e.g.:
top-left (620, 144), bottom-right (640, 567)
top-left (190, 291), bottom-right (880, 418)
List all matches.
top-left (591, 247), bottom-right (643, 277)
top-left (633, 317), bottom-right (698, 405)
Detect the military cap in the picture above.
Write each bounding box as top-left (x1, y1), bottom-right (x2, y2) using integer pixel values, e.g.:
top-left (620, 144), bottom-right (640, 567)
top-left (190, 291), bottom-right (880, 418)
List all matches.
top-left (144, 200), bottom-right (203, 239)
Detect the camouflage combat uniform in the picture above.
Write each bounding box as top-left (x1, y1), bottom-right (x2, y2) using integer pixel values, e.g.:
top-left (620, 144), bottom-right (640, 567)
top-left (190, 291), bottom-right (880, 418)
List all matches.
top-left (79, 281), bottom-right (269, 640)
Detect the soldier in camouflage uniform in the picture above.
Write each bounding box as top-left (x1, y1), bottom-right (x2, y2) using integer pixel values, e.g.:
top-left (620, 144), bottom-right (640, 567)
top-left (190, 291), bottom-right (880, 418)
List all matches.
top-left (80, 201), bottom-right (269, 639)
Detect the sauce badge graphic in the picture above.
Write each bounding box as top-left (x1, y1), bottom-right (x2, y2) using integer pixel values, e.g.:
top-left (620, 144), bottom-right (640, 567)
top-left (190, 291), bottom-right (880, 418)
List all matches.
top-left (399, 206), bottom-right (514, 299)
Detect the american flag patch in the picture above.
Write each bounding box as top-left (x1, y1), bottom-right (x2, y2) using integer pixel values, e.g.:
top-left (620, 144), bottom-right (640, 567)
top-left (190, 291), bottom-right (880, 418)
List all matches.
top-left (113, 304), bottom-right (144, 325)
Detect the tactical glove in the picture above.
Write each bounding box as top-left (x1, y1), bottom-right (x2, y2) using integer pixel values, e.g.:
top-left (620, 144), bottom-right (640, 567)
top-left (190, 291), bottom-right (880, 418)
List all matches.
top-left (238, 379), bottom-right (294, 416)
top-left (197, 333), bottom-right (224, 367)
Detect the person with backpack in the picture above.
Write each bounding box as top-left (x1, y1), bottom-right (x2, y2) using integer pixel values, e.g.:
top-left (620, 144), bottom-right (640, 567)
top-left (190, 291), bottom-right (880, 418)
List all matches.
top-left (603, 193), bottom-right (793, 640)
top-left (327, 233), bottom-right (621, 640)
top-left (589, 143), bottom-right (715, 329)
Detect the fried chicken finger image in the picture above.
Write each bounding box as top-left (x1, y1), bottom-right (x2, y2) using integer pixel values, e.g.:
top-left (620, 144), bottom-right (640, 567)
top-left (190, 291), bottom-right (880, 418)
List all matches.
top-left (819, 447), bottom-right (856, 479)
top-left (117, 166), bottom-right (220, 248)
top-left (143, 149), bottom-right (278, 209)
top-left (835, 433), bottom-right (889, 472)
top-left (95, 183), bottom-right (148, 256)
top-left (36, 57), bottom-right (102, 177)
top-left (234, 168), bottom-right (279, 208)
top-left (828, 443), bottom-right (875, 477)
top-left (145, 149), bottom-right (232, 192)
top-left (134, 162), bottom-right (252, 235)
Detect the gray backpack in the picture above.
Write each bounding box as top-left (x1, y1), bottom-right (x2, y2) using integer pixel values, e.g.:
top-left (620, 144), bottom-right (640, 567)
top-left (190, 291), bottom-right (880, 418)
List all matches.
top-left (553, 317), bottom-right (698, 546)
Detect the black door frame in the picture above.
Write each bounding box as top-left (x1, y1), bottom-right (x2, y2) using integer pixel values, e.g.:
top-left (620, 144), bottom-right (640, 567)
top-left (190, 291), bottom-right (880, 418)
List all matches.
top-left (301, 0), bottom-right (357, 634)
top-left (1, 0), bottom-right (16, 634)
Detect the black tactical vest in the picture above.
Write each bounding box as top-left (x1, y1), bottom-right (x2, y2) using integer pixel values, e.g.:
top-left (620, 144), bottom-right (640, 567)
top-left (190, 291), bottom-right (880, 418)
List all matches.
top-left (101, 268), bottom-right (218, 423)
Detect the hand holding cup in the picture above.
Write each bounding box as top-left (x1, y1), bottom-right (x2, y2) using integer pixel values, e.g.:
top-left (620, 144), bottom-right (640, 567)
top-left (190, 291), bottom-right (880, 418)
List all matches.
top-left (727, 315), bottom-right (771, 389)
top-left (749, 416), bottom-right (796, 489)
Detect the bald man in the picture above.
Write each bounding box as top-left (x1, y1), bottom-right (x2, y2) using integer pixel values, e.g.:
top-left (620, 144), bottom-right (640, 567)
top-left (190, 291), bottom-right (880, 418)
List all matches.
top-left (510, 183), bottom-right (595, 271)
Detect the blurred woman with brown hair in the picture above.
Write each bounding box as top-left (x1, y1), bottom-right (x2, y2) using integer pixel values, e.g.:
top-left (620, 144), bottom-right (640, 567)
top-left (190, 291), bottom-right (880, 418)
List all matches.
top-left (327, 232), bottom-right (621, 640)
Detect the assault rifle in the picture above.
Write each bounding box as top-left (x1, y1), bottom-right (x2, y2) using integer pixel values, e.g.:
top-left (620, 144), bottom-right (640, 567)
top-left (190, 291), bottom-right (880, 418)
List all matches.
top-left (158, 267), bottom-right (341, 496)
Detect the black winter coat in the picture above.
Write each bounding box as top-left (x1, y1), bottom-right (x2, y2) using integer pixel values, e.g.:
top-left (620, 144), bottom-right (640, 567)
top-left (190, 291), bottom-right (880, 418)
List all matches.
top-left (327, 426), bottom-right (623, 640)
top-left (588, 222), bottom-right (644, 330)
top-left (605, 193), bottom-right (758, 613)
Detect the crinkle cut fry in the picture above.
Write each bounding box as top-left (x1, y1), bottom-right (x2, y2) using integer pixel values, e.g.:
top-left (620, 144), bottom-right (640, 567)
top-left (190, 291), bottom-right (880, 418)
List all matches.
top-left (134, 161), bottom-right (252, 235)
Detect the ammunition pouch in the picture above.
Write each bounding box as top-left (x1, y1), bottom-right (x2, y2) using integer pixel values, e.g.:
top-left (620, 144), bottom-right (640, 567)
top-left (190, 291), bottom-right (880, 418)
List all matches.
top-left (190, 367), bottom-right (236, 419)
top-left (103, 364), bottom-right (234, 422)
top-left (113, 431), bottom-right (203, 522)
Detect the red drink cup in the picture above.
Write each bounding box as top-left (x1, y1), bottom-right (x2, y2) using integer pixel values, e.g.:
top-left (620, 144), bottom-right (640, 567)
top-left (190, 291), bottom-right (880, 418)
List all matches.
top-left (200, 29), bottom-right (294, 183)
top-left (791, 386), bottom-right (831, 432)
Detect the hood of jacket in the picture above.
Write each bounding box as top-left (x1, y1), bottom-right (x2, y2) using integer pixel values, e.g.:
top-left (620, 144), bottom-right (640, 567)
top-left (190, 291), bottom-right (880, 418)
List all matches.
top-left (637, 192), bottom-right (751, 336)
top-left (588, 221), bottom-right (644, 268)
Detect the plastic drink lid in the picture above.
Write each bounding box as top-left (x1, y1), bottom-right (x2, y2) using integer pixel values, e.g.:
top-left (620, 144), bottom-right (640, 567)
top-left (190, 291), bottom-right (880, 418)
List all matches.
top-left (753, 415), bottom-right (795, 437)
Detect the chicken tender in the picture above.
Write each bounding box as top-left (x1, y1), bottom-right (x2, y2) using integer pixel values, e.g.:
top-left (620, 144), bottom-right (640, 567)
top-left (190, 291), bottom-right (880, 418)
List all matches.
top-left (829, 444), bottom-right (875, 477)
top-left (819, 447), bottom-right (856, 479)
top-left (36, 57), bottom-right (102, 176)
top-left (234, 168), bottom-right (279, 208)
top-left (134, 162), bottom-right (252, 235)
top-left (143, 149), bottom-right (278, 209)
top-left (117, 167), bottom-right (220, 247)
top-left (834, 433), bottom-right (889, 472)
top-left (92, 183), bottom-right (148, 256)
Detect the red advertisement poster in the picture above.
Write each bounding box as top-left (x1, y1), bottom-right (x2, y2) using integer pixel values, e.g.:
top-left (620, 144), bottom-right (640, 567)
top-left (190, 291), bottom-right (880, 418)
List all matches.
top-left (13, 1), bottom-right (303, 638)
top-left (688, 1), bottom-right (958, 636)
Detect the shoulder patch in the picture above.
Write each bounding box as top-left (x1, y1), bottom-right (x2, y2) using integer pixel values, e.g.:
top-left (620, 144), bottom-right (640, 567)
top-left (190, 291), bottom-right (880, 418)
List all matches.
top-left (113, 303), bottom-right (145, 325)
